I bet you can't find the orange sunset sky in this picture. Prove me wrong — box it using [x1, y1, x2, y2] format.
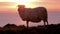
[0, 0, 60, 27]
[0, 0, 60, 13]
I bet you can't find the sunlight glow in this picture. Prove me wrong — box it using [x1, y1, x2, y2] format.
[10, 0, 44, 8]
[16, 0, 40, 8]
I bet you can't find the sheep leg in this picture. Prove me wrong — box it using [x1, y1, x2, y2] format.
[26, 21, 29, 28]
[43, 20, 46, 26]
[46, 20, 48, 25]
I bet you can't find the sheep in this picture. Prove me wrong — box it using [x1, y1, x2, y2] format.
[18, 5, 48, 28]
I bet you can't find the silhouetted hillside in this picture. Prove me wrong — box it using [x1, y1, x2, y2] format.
[0, 24, 60, 34]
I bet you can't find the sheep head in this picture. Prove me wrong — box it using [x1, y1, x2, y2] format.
[18, 5, 25, 11]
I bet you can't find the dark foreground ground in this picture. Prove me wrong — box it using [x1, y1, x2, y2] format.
[0, 24, 60, 34]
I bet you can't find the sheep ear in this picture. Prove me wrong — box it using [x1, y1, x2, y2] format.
[18, 5, 25, 8]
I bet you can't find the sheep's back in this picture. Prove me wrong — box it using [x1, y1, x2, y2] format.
[27, 7, 47, 22]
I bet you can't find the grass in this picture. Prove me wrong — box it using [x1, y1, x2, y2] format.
[0, 24, 60, 34]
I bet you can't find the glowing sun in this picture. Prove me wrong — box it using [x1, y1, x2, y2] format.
[14, 0, 38, 8]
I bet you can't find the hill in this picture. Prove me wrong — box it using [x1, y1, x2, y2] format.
[0, 24, 60, 34]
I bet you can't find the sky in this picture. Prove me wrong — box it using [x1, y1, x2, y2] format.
[0, 0, 60, 27]
[0, 0, 60, 13]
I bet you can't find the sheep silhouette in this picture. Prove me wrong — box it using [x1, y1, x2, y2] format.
[18, 5, 48, 28]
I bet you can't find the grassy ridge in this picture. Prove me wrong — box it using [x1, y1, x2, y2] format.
[0, 24, 60, 34]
